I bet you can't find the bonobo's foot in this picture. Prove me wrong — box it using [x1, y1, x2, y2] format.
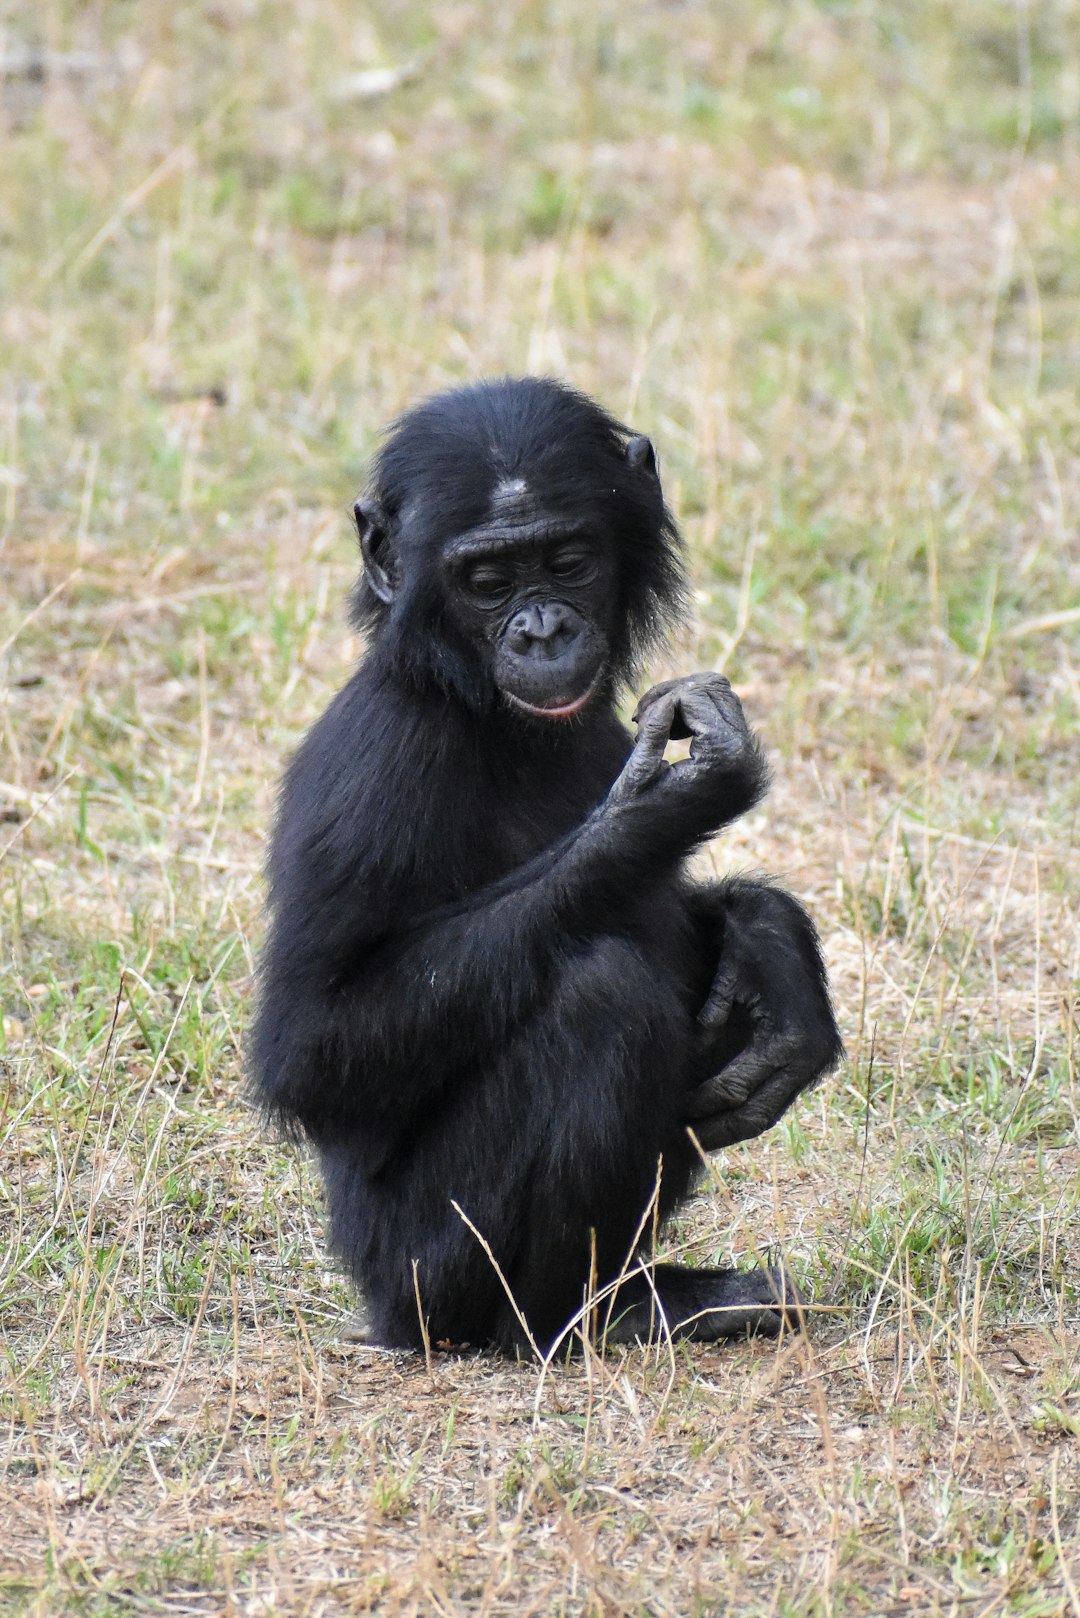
[600, 1261, 803, 1345]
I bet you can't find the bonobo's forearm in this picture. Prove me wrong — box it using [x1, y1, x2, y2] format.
[312, 791, 715, 1076]
[366, 736, 770, 1013]
[261, 768, 754, 1136]
[260, 675, 767, 1135]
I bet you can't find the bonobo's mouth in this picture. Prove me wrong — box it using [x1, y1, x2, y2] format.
[503, 670, 603, 721]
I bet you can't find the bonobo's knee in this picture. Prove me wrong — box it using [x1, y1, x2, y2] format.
[732, 883, 844, 1072]
[719, 880, 836, 996]
[716, 874, 819, 942]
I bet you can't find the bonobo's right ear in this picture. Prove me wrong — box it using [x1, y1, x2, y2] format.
[625, 435, 659, 479]
[354, 500, 396, 605]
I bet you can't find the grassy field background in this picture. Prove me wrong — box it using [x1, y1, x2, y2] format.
[2, 1, 1079, 1613]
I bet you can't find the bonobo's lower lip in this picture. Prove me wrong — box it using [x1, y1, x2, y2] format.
[504, 672, 602, 720]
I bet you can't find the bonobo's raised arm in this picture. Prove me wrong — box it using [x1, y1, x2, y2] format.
[257, 673, 767, 1135]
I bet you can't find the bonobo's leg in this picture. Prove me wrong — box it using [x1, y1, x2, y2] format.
[323, 931, 796, 1356]
[685, 877, 843, 1150]
[490, 937, 802, 1354]
[321, 933, 693, 1353]
[489, 937, 694, 1354]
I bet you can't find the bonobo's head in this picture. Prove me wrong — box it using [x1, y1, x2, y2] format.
[352, 378, 685, 720]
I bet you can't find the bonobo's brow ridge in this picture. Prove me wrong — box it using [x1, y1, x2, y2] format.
[444, 521, 588, 560]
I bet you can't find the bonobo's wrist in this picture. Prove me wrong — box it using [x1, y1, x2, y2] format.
[616, 771, 758, 848]
[549, 799, 694, 925]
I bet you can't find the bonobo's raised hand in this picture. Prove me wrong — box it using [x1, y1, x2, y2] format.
[636, 672, 753, 748]
[607, 673, 768, 836]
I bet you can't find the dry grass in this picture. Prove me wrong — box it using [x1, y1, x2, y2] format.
[2, 1, 1079, 1612]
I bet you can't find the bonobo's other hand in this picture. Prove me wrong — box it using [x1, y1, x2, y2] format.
[688, 993, 810, 1151]
[686, 887, 843, 1151]
[607, 674, 763, 817]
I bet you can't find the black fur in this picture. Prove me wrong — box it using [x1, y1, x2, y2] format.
[251, 377, 842, 1354]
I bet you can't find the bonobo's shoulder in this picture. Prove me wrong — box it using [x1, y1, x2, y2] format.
[283, 668, 438, 794]
[270, 668, 475, 883]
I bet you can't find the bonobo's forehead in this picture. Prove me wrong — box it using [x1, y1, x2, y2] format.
[372, 377, 634, 546]
[478, 475, 541, 527]
[443, 476, 586, 561]
[492, 477, 529, 509]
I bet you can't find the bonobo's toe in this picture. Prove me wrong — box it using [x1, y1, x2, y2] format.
[755, 1263, 805, 1335]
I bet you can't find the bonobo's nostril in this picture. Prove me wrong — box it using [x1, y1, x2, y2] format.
[507, 604, 575, 653]
[506, 610, 536, 654]
[543, 604, 574, 643]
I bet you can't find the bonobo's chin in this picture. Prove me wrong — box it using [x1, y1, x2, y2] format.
[502, 670, 603, 721]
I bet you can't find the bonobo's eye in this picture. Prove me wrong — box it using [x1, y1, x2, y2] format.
[462, 564, 514, 606]
[547, 546, 596, 584]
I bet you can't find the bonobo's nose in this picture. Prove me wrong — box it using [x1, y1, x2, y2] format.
[506, 603, 577, 656]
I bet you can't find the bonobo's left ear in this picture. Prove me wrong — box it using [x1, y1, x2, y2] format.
[354, 500, 397, 605]
[625, 435, 659, 479]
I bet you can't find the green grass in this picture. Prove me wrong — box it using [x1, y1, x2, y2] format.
[2, 1, 1079, 1613]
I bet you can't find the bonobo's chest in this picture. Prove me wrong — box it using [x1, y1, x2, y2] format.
[475, 720, 630, 878]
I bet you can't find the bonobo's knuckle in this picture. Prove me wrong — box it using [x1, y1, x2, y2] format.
[705, 728, 753, 767]
[713, 682, 744, 717]
[633, 678, 679, 722]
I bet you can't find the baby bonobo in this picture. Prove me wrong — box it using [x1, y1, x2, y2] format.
[252, 377, 842, 1355]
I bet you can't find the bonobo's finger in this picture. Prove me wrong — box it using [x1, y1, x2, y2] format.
[634, 673, 740, 741]
[696, 961, 740, 1030]
[686, 1031, 804, 1116]
[690, 1054, 812, 1151]
[631, 677, 683, 726]
[672, 686, 750, 762]
[608, 690, 677, 804]
[705, 679, 750, 735]
[630, 688, 677, 767]
[676, 669, 744, 741]
[689, 695, 748, 750]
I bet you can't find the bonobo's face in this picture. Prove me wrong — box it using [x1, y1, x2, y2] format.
[444, 481, 613, 719]
[353, 379, 675, 717]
